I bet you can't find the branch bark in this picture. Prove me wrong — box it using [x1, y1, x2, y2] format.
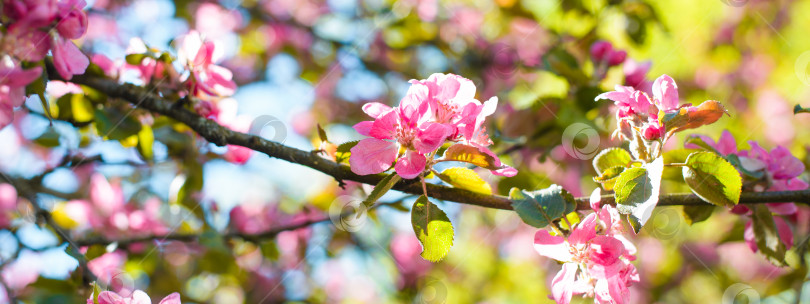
[52, 69, 810, 212]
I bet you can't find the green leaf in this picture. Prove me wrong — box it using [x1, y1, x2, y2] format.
[137, 124, 154, 161]
[682, 205, 714, 225]
[316, 124, 328, 142]
[34, 127, 61, 147]
[442, 144, 500, 170]
[614, 157, 664, 233]
[93, 281, 101, 304]
[260, 240, 280, 261]
[85, 245, 108, 260]
[684, 136, 718, 154]
[592, 166, 626, 191]
[411, 196, 454, 262]
[125, 53, 148, 65]
[724, 153, 765, 179]
[335, 141, 359, 163]
[362, 173, 400, 208]
[661, 100, 727, 135]
[437, 167, 492, 195]
[593, 148, 632, 175]
[94, 108, 142, 141]
[682, 152, 742, 207]
[751, 205, 787, 266]
[508, 184, 577, 228]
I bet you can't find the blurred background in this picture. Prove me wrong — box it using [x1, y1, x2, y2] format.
[4, 0, 810, 303]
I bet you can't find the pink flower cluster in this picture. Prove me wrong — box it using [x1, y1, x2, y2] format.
[88, 290, 180, 304]
[59, 173, 168, 237]
[534, 198, 638, 304]
[2, 0, 89, 79]
[688, 130, 808, 253]
[1, 0, 90, 128]
[350, 73, 516, 179]
[0, 183, 18, 229]
[596, 74, 684, 141]
[590, 41, 627, 67]
[176, 30, 237, 100]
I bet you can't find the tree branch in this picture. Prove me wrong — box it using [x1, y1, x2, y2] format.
[52, 68, 810, 212]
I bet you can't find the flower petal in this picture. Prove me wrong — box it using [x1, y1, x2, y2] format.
[394, 150, 427, 179]
[533, 229, 572, 261]
[652, 74, 679, 112]
[348, 139, 397, 176]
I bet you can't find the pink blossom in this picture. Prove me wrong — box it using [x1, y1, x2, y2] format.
[176, 31, 237, 98]
[195, 3, 242, 39]
[55, 0, 88, 39]
[351, 74, 515, 178]
[685, 130, 737, 156]
[350, 82, 454, 179]
[623, 59, 652, 93]
[1, 56, 42, 128]
[651, 74, 679, 112]
[590, 40, 626, 67]
[229, 203, 276, 234]
[534, 205, 638, 304]
[90, 173, 125, 216]
[51, 35, 89, 80]
[0, 183, 17, 228]
[92, 290, 181, 304]
[87, 250, 127, 286]
[3, 24, 51, 61]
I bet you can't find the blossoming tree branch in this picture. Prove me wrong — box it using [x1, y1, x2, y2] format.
[1, 0, 809, 303]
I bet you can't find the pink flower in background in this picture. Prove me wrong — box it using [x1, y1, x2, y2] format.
[195, 3, 242, 39]
[1, 55, 42, 127]
[229, 203, 276, 234]
[176, 31, 237, 98]
[55, 0, 88, 39]
[51, 35, 89, 79]
[590, 40, 626, 67]
[534, 207, 638, 304]
[92, 290, 181, 304]
[0, 183, 17, 229]
[124, 38, 166, 84]
[87, 250, 127, 286]
[623, 59, 652, 94]
[685, 130, 737, 156]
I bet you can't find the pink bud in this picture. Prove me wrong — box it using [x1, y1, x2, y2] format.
[56, 9, 88, 39]
[642, 124, 663, 140]
[590, 40, 613, 62]
[607, 50, 627, 66]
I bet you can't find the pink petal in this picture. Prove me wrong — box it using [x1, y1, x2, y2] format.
[97, 291, 125, 304]
[744, 220, 757, 252]
[361, 102, 392, 119]
[716, 130, 737, 155]
[90, 174, 124, 215]
[652, 74, 679, 112]
[394, 150, 426, 179]
[158, 293, 181, 304]
[588, 236, 625, 266]
[589, 188, 602, 210]
[533, 229, 572, 261]
[766, 203, 797, 216]
[52, 37, 89, 80]
[550, 262, 578, 304]
[569, 213, 597, 245]
[352, 121, 374, 136]
[413, 122, 453, 154]
[129, 290, 152, 304]
[368, 111, 399, 140]
[348, 138, 397, 176]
